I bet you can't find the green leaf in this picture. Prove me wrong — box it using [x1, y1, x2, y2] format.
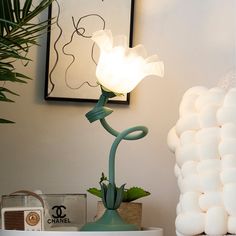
[106, 183, 116, 209]
[13, 0, 21, 23]
[0, 70, 28, 83]
[0, 50, 30, 61]
[15, 72, 31, 80]
[0, 87, 19, 96]
[0, 118, 14, 123]
[99, 172, 108, 183]
[0, 0, 11, 34]
[0, 62, 14, 69]
[114, 184, 125, 209]
[0, 87, 18, 103]
[4, 0, 14, 32]
[123, 187, 151, 202]
[100, 183, 108, 208]
[87, 188, 102, 198]
[0, 96, 14, 102]
[23, 0, 33, 18]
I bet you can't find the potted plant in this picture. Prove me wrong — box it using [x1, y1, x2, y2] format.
[88, 173, 150, 229]
[0, 0, 54, 123]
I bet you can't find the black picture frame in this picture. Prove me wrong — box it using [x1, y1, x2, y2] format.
[44, 0, 135, 104]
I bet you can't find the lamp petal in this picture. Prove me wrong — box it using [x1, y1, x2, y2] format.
[92, 30, 113, 51]
[143, 61, 164, 78]
[113, 35, 128, 49]
[129, 44, 147, 58]
[145, 54, 160, 63]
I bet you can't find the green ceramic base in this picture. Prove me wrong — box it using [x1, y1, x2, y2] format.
[80, 209, 139, 231]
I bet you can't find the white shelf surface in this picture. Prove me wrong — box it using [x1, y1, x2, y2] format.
[0, 228, 163, 236]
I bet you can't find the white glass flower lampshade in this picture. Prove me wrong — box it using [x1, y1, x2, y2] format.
[92, 30, 164, 94]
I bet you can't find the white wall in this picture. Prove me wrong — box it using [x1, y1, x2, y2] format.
[0, 1, 235, 235]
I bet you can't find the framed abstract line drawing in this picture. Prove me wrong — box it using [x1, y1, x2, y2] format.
[44, 0, 134, 104]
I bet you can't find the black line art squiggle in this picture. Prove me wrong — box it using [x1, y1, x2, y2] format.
[48, 0, 63, 96]
[62, 14, 105, 90]
[47, 1, 106, 95]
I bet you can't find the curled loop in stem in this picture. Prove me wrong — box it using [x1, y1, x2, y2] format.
[100, 118, 148, 141]
[104, 122, 148, 185]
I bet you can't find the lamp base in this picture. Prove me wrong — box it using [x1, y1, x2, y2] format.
[80, 209, 139, 231]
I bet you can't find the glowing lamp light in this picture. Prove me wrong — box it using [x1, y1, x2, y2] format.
[92, 30, 164, 94]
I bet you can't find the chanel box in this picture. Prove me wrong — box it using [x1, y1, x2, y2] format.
[41, 194, 87, 231]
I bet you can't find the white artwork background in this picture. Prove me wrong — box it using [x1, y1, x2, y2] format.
[46, 0, 132, 101]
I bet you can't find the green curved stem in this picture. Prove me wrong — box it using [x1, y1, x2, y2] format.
[100, 118, 148, 141]
[86, 88, 148, 189]
[107, 124, 148, 185]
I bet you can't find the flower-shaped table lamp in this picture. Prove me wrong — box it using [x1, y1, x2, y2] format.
[81, 30, 164, 231]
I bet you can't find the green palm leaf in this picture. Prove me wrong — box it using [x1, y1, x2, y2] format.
[0, 0, 54, 123]
[13, 0, 21, 23]
[0, 118, 14, 123]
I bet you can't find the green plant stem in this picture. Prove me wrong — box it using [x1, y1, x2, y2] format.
[101, 118, 148, 185]
[86, 89, 148, 199]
